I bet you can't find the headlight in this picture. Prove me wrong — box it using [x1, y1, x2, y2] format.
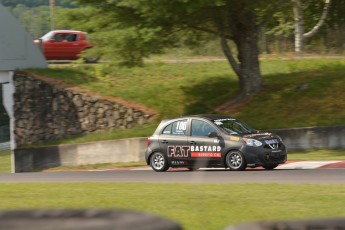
[243, 138, 262, 147]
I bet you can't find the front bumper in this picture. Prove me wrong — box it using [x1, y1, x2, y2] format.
[241, 144, 287, 168]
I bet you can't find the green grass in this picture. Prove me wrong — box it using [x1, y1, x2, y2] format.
[288, 149, 345, 161]
[0, 183, 344, 230]
[6, 59, 345, 230]
[238, 59, 345, 129]
[41, 161, 147, 171]
[27, 123, 157, 147]
[0, 150, 11, 173]
[29, 59, 345, 142]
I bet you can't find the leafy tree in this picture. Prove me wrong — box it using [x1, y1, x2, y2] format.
[8, 4, 51, 38]
[60, 0, 286, 103]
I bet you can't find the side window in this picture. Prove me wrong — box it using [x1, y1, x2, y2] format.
[162, 120, 187, 136]
[53, 33, 63, 42]
[191, 119, 216, 137]
[162, 123, 172, 135]
[65, 34, 77, 42]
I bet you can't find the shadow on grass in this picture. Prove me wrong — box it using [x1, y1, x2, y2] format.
[181, 76, 238, 115]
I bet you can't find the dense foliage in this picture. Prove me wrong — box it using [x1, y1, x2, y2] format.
[2, 0, 345, 53]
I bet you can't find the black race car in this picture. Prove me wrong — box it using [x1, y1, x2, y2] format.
[145, 114, 287, 172]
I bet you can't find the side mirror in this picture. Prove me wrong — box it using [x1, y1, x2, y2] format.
[208, 132, 218, 138]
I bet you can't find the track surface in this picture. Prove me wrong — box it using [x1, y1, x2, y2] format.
[0, 167, 344, 184]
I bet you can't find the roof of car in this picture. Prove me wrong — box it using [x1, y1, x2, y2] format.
[154, 114, 237, 134]
[190, 114, 233, 120]
[51, 30, 86, 34]
[163, 114, 235, 121]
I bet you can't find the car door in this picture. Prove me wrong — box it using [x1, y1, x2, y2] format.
[158, 119, 190, 167]
[43, 32, 63, 58]
[63, 33, 84, 58]
[188, 119, 223, 167]
[44, 32, 80, 59]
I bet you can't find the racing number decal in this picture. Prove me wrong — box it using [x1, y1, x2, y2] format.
[172, 120, 187, 135]
[176, 121, 187, 131]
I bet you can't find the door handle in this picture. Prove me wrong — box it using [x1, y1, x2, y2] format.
[161, 140, 168, 144]
[189, 141, 196, 144]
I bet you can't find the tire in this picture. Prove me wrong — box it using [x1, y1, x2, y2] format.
[150, 152, 169, 172]
[82, 48, 99, 63]
[226, 151, 246, 171]
[84, 56, 99, 63]
[263, 164, 278, 170]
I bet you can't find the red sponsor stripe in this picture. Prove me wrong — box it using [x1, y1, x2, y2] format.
[191, 152, 221, 158]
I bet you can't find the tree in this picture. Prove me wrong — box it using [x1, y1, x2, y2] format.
[292, 0, 331, 52]
[9, 5, 51, 38]
[61, 0, 280, 103]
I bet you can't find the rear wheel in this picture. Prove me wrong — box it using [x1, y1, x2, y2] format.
[84, 56, 99, 63]
[226, 151, 246, 171]
[150, 152, 169, 172]
[82, 48, 99, 63]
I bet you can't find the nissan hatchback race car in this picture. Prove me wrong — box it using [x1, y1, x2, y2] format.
[145, 115, 287, 172]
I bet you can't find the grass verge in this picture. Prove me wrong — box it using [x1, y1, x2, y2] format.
[0, 183, 344, 230]
[288, 149, 345, 161]
[0, 150, 11, 173]
[40, 161, 147, 172]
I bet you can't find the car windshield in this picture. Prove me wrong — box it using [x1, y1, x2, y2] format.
[40, 31, 54, 41]
[213, 118, 257, 135]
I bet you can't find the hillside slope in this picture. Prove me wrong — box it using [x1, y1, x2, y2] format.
[28, 58, 345, 143]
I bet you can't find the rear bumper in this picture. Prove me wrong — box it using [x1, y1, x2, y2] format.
[144, 147, 153, 165]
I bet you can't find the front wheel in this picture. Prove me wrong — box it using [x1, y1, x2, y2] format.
[150, 152, 169, 172]
[226, 151, 246, 171]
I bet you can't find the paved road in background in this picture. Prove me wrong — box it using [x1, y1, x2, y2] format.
[0, 168, 344, 184]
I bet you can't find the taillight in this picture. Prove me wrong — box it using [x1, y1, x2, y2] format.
[147, 137, 151, 147]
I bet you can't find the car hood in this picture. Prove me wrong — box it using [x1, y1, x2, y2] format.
[241, 132, 280, 141]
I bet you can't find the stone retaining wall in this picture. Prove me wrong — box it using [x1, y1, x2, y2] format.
[13, 72, 155, 146]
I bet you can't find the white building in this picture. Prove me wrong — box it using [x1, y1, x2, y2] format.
[0, 3, 47, 172]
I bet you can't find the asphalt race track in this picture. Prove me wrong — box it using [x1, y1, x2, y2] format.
[0, 168, 344, 184]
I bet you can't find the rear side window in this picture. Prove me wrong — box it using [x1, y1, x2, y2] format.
[162, 119, 187, 136]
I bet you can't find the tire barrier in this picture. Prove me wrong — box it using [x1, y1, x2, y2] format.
[225, 218, 345, 230]
[0, 209, 182, 230]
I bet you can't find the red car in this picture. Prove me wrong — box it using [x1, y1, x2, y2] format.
[34, 30, 98, 63]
